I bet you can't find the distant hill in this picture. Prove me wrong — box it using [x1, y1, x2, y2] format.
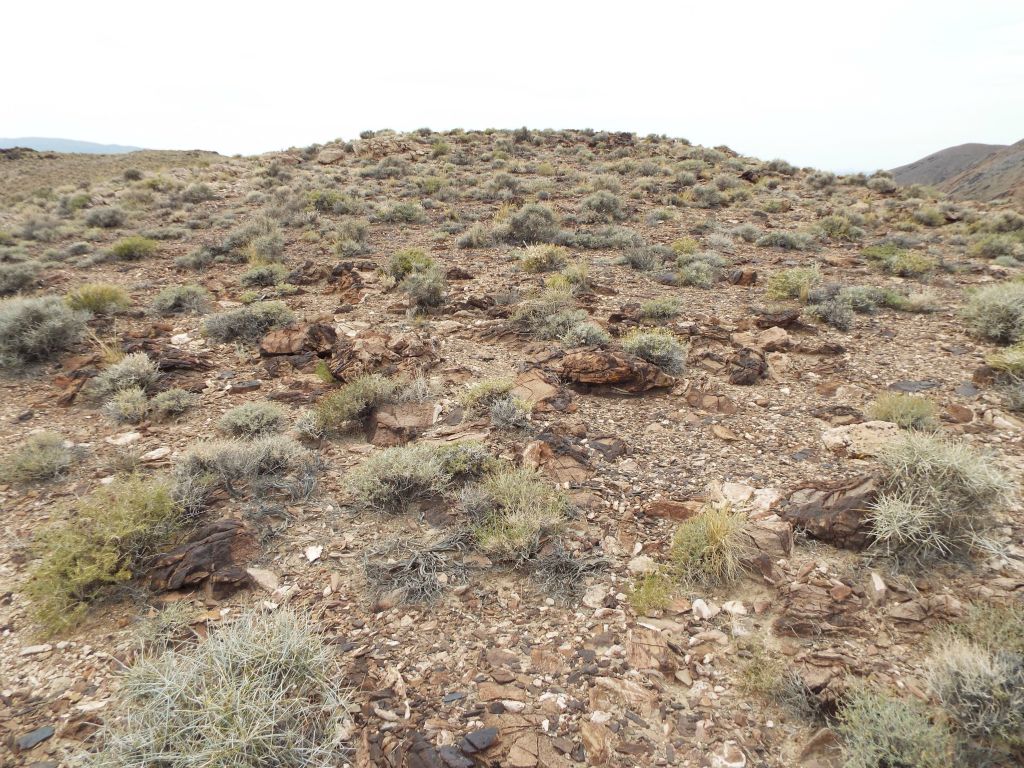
[892, 140, 1024, 205]
[0, 137, 142, 154]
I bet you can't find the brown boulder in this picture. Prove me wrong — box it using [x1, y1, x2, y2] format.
[259, 322, 336, 356]
[150, 519, 253, 593]
[559, 349, 676, 393]
[368, 402, 441, 446]
[781, 474, 879, 550]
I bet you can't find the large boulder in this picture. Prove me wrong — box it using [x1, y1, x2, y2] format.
[559, 349, 676, 393]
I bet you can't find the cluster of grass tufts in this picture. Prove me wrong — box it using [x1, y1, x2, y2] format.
[348, 443, 453, 514]
[459, 377, 514, 415]
[84, 206, 126, 228]
[62, 279, 132, 314]
[670, 504, 749, 586]
[519, 244, 568, 273]
[496, 203, 560, 244]
[511, 286, 587, 340]
[628, 571, 674, 614]
[1, 431, 72, 483]
[579, 190, 626, 222]
[869, 393, 937, 430]
[755, 231, 813, 251]
[869, 432, 1015, 563]
[467, 466, 567, 561]
[836, 686, 953, 768]
[962, 282, 1024, 345]
[639, 297, 682, 320]
[110, 236, 157, 261]
[489, 395, 531, 431]
[620, 244, 672, 272]
[621, 328, 687, 373]
[309, 373, 403, 435]
[817, 214, 864, 242]
[87, 352, 159, 399]
[218, 401, 289, 437]
[0, 295, 87, 368]
[152, 284, 210, 315]
[151, 388, 198, 419]
[862, 243, 935, 278]
[203, 301, 294, 342]
[375, 201, 426, 224]
[104, 386, 150, 424]
[765, 265, 821, 300]
[0, 261, 41, 295]
[676, 251, 726, 288]
[88, 610, 351, 768]
[27, 475, 182, 634]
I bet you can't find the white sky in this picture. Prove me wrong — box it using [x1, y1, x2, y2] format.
[4, 1, 1022, 172]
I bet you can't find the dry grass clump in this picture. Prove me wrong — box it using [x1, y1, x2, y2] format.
[639, 296, 682, 320]
[310, 373, 402, 434]
[103, 386, 150, 424]
[109, 235, 157, 261]
[868, 393, 937, 430]
[628, 571, 673, 614]
[621, 328, 687, 373]
[670, 505, 749, 586]
[459, 377, 514, 414]
[87, 352, 160, 399]
[519, 244, 568, 273]
[765, 265, 821, 300]
[151, 388, 198, 419]
[836, 686, 954, 768]
[347, 443, 451, 514]
[1, 431, 72, 483]
[88, 610, 351, 768]
[84, 206, 126, 228]
[489, 395, 531, 430]
[203, 301, 294, 342]
[510, 286, 587, 339]
[27, 475, 181, 634]
[869, 433, 1015, 563]
[218, 401, 289, 437]
[468, 466, 567, 561]
[363, 534, 469, 604]
[962, 282, 1024, 345]
[496, 203, 560, 244]
[0, 295, 87, 368]
[755, 231, 813, 250]
[66, 283, 131, 314]
[151, 284, 210, 314]
[862, 243, 935, 277]
[0, 261, 41, 295]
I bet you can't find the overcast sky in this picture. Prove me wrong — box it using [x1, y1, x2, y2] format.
[4, 1, 1022, 172]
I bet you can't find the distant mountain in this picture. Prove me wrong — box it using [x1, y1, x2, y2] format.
[0, 137, 142, 154]
[891, 140, 1024, 205]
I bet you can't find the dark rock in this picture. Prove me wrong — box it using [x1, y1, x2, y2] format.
[781, 474, 879, 550]
[438, 746, 473, 768]
[16, 726, 55, 751]
[461, 726, 499, 753]
[888, 379, 939, 393]
[726, 347, 768, 385]
[150, 519, 253, 592]
[559, 348, 676, 393]
[226, 379, 262, 394]
[259, 322, 336, 356]
[727, 267, 757, 286]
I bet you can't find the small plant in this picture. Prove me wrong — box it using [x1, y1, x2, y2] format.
[84, 206, 126, 228]
[510, 286, 587, 339]
[489, 395, 531, 430]
[0, 295, 87, 368]
[88, 610, 351, 768]
[562, 321, 611, 347]
[765, 265, 821, 300]
[670, 505, 749, 586]
[620, 245, 671, 272]
[375, 201, 426, 223]
[869, 393, 937, 430]
[986, 342, 1024, 378]
[0, 261, 41, 295]
[348, 443, 450, 513]
[385, 248, 433, 281]
[247, 231, 285, 264]
[497, 203, 560, 244]
[621, 328, 687, 373]
[103, 386, 150, 424]
[628, 571, 673, 614]
[962, 282, 1024, 344]
[400, 264, 446, 308]
[66, 283, 131, 314]
[869, 432, 1015, 562]
[836, 686, 953, 768]
[755, 231, 813, 250]
[312, 373, 402, 433]
[240, 263, 288, 287]
[807, 293, 854, 331]
[690, 184, 723, 208]
[151, 388, 198, 419]
[469, 466, 567, 561]
[862, 244, 935, 278]
[1, 431, 72, 483]
[456, 222, 493, 249]
[677, 251, 726, 288]
[110, 236, 157, 261]
[818, 215, 864, 242]
[460, 377, 514, 414]
[203, 301, 294, 343]
[27, 475, 181, 634]
[579, 190, 626, 222]
[519, 244, 568, 273]
[87, 352, 160, 398]
[152, 284, 210, 314]
[218, 401, 289, 437]
[639, 297, 682, 320]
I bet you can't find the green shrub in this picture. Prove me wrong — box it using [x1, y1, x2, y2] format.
[765, 265, 821, 300]
[629, 571, 673, 614]
[400, 264, 446, 307]
[818, 215, 864, 242]
[489, 395, 531, 430]
[222, 216, 278, 254]
[620, 245, 671, 271]
[246, 231, 285, 264]
[88, 610, 350, 768]
[519, 244, 568, 273]
[986, 342, 1024, 378]
[670, 505, 749, 586]
[180, 182, 214, 203]
[459, 377, 514, 414]
[867, 176, 898, 194]
[306, 188, 360, 214]
[690, 184, 722, 208]
[66, 283, 131, 314]
[312, 373, 401, 433]
[869, 393, 937, 430]
[103, 386, 150, 424]
[87, 353, 160, 398]
[837, 687, 953, 768]
[510, 287, 587, 339]
[218, 402, 289, 437]
[348, 443, 450, 513]
[151, 388, 198, 418]
[677, 251, 726, 288]
[333, 217, 370, 256]
[152, 284, 210, 314]
[240, 263, 288, 287]
[969, 233, 1018, 259]
[962, 282, 1024, 344]
[862, 244, 935, 277]
[621, 328, 687, 373]
[456, 222, 493, 249]
[1, 431, 72, 483]
[913, 207, 946, 227]
[375, 201, 426, 223]
[0, 261, 41, 295]
[580, 190, 626, 222]
[498, 203, 560, 243]
[203, 301, 294, 343]
[84, 206, 126, 228]
[562, 321, 611, 347]
[755, 231, 813, 250]
[469, 467, 567, 561]
[869, 433, 1015, 562]
[385, 248, 434, 281]
[0, 295, 87, 368]
[110, 236, 158, 261]
[568, 225, 644, 250]
[639, 297, 682, 320]
[27, 475, 181, 634]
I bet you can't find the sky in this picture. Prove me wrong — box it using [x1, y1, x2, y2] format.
[4, 1, 1023, 172]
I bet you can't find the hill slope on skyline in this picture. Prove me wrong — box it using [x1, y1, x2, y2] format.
[892, 139, 1024, 204]
[0, 137, 142, 154]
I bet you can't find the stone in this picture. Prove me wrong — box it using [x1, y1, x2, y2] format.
[522, 439, 591, 484]
[712, 424, 740, 441]
[259, 322, 336, 356]
[821, 421, 900, 458]
[150, 519, 252, 592]
[709, 741, 746, 768]
[721, 482, 754, 504]
[782, 474, 879, 550]
[627, 627, 676, 672]
[477, 682, 526, 702]
[684, 385, 738, 415]
[945, 403, 974, 423]
[139, 446, 172, 462]
[20, 644, 53, 656]
[627, 555, 657, 574]
[559, 349, 676, 393]
[246, 568, 280, 592]
[580, 721, 613, 765]
[460, 727, 498, 753]
[105, 431, 141, 447]
[582, 584, 609, 609]
[692, 599, 720, 620]
[867, 572, 887, 605]
[368, 402, 441, 446]
[757, 326, 791, 351]
[15, 726, 55, 751]
[316, 146, 348, 164]
[644, 499, 702, 521]
[727, 268, 757, 286]
[508, 368, 565, 410]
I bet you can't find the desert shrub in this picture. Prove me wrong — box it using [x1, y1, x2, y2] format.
[730, 223, 761, 242]
[65, 282, 131, 315]
[88, 610, 350, 768]
[180, 182, 214, 203]
[962, 282, 1024, 344]
[690, 184, 722, 208]
[246, 231, 285, 265]
[0, 295, 87, 367]
[27, 475, 181, 634]
[151, 388, 198, 419]
[84, 206, 126, 228]
[807, 170, 836, 189]
[385, 248, 432, 281]
[306, 188, 360, 214]
[927, 639, 1024, 750]
[837, 687, 953, 768]
[862, 243, 935, 277]
[109, 236, 157, 261]
[568, 225, 644, 250]
[222, 216, 278, 254]
[203, 301, 294, 343]
[375, 201, 426, 223]
[103, 386, 150, 424]
[807, 295, 854, 331]
[489, 395, 531, 430]
[867, 176, 898, 194]
[219, 402, 289, 437]
[869, 433, 1015, 562]
[969, 233, 1018, 259]
[986, 342, 1024, 378]
[913, 207, 946, 227]
[331, 217, 370, 257]
[460, 377, 514, 414]
[818, 215, 864, 242]
[620, 245, 671, 271]
[0, 261, 41, 295]
[348, 443, 450, 513]
[869, 393, 937, 430]
[400, 264, 446, 307]
[469, 467, 567, 561]
[498, 203, 560, 243]
[755, 231, 813, 250]
[580, 190, 625, 222]
[173, 435, 317, 511]
[456, 222, 493, 249]
[123, 168, 143, 181]
[948, 601, 1024, 657]
[766, 158, 796, 175]
[622, 328, 687, 373]
[152, 284, 210, 314]
[562, 321, 611, 347]
[240, 263, 288, 287]
[765, 265, 821, 300]
[88, 353, 159, 398]
[519, 244, 568, 273]
[670, 505, 749, 586]
[1, 431, 72, 483]
[510, 287, 587, 339]
[559, 262, 591, 294]
[629, 571, 673, 614]
[639, 296, 682, 320]
[313, 373, 401, 433]
[677, 251, 726, 288]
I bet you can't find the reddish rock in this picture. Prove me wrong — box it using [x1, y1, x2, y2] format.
[644, 499, 702, 521]
[559, 349, 676, 393]
[259, 322, 336, 356]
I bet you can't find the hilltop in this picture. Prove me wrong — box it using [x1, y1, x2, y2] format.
[0, 128, 1022, 767]
[892, 139, 1024, 204]
[0, 137, 143, 154]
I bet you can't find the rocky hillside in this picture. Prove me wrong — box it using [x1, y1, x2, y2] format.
[893, 139, 1024, 204]
[1, 129, 1022, 767]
